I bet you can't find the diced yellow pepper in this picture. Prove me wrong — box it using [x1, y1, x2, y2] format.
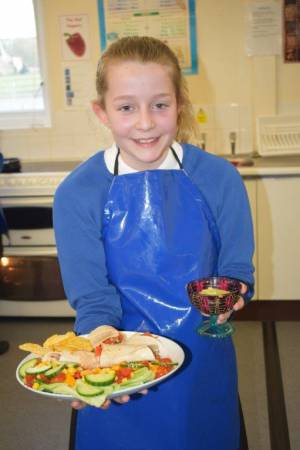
[65, 373, 76, 387]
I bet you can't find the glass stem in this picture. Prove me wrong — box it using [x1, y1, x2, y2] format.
[209, 315, 218, 327]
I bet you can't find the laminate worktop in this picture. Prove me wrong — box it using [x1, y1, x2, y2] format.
[229, 155, 300, 177]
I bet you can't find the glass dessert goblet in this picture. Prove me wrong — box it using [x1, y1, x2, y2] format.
[186, 277, 242, 338]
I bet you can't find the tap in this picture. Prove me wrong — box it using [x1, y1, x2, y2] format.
[229, 131, 237, 156]
[200, 133, 206, 150]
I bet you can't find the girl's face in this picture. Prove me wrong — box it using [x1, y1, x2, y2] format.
[93, 61, 179, 170]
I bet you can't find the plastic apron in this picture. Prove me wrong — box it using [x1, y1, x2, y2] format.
[74, 149, 240, 450]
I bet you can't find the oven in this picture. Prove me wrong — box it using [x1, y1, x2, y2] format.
[0, 161, 80, 317]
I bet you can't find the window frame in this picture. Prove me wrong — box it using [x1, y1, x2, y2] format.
[0, 0, 51, 130]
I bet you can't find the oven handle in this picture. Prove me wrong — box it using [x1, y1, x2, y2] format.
[0, 196, 53, 207]
[3, 246, 58, 257]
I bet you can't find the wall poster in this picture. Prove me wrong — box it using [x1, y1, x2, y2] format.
[59, 15, 90, 61]
[284, 0, 300, 62]
[97, 0, 198, 74]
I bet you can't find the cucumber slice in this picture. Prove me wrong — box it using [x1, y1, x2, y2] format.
[130, 367, 150, 381]
[75, 380, 104, 397]
[18, 358, 39, 378]
[119, 368, 154, 388]
[44, 364, 65, 378]
[26, 363, 52, 375]
[39, 382, 66, 393]
[65, 362, 79, 368]
[85, 372, 115, 386]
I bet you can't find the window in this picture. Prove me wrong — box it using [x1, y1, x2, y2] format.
[0, 0, 50, 129]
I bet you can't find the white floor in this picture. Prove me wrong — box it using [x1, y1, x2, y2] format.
[276, 322, 300, 450]
[234, 322, 271, 450]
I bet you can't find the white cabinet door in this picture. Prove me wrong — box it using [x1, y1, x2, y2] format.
[257, 177, 300, 300]
[244, 179, 257, 300]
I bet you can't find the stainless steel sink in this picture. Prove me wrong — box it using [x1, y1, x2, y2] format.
[219, 154, 255, 167]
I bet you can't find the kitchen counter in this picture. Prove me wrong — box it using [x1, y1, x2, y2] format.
[3, 154, 300, 179]
[225, 155, 300, 177]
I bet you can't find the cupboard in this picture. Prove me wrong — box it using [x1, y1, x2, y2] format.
[244, 175, 300, 300]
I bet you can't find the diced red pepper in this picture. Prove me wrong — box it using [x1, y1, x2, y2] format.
[73, 370, 82, 379]
[155, 366, 171, 379]
[103, 334, 123, 344]
[115, 367, 133, 383]
[49, 372, 66, 383]
[24, 374, 36, 387]
[38, 373, 50, 383]
[157, 357, 172, 364]
[94, 345, 102, 357]
[140, 360, 150, 367]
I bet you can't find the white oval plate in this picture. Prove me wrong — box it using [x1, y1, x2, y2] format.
[16, 332, 185, 401]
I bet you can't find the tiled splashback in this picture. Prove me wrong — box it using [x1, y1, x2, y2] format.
[192, 103, 253, 155]
[0, 109, 113, 162]
[0, 103, 253, 161]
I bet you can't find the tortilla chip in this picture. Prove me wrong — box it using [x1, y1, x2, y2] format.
[42, 331, 75, 349]
[19, 343, 48, 356]
[19, 330, 93, 356]
[54, 336, 93, 352]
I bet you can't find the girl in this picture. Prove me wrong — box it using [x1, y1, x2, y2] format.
[54, 36, 254, 450]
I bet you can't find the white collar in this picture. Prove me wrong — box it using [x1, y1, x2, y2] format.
[104, 142, 183, 175]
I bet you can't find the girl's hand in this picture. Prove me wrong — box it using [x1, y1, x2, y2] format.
[217, 282, 248, 325]
[71, 389, 148, 410]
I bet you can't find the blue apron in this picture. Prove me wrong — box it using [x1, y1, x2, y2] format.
[74, 149, 240, 450]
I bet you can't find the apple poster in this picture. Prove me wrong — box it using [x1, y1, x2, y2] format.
[60, 15, 90, 61]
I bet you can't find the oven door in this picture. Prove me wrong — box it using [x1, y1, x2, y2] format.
[0, 196, 55, 246]
[0, 242, 75, 318]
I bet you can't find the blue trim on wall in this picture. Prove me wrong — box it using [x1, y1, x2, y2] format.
[185, 0, 198, 75]
[98, 0, 106, 51]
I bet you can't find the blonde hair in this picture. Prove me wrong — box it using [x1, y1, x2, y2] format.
[95, 36, 199, 143]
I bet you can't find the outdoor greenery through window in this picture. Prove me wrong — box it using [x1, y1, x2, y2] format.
[0, 0, 50, 128]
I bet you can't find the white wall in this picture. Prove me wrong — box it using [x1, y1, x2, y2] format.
[1, 0, 299, 162]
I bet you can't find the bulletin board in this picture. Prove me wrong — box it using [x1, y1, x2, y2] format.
[97, 0, 198, 74]
[284, 0, 300, 63]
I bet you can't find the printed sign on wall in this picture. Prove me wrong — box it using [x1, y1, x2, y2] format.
[60, 15, 90, 61]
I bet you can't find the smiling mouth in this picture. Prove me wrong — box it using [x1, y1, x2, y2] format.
[133, 137, 159, 145]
